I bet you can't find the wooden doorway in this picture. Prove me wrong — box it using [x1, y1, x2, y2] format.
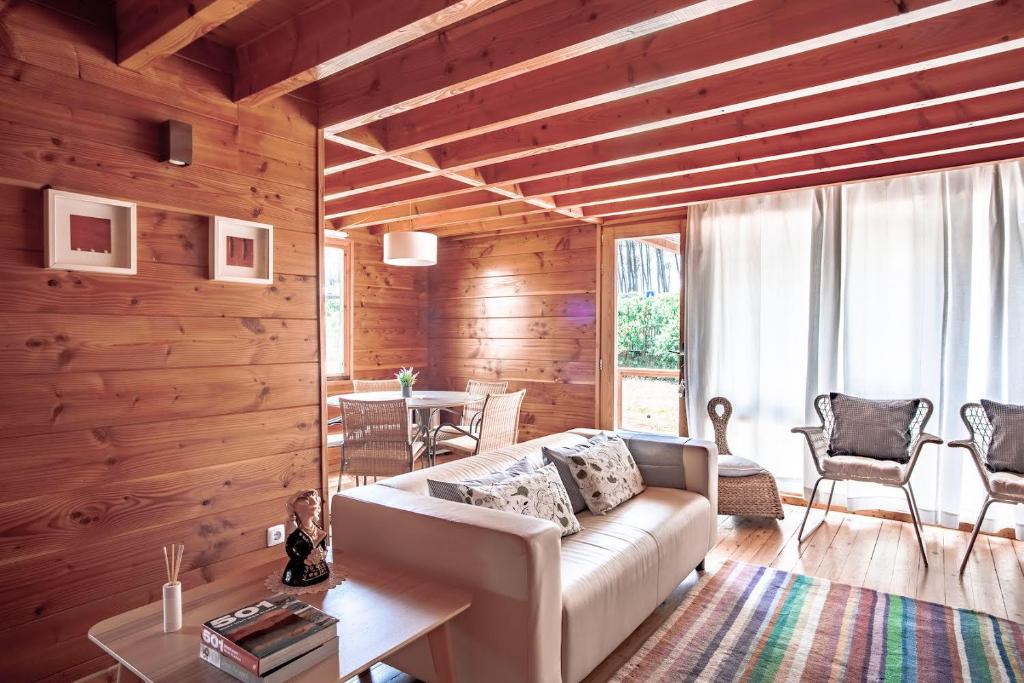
[597, 218, 687, 436]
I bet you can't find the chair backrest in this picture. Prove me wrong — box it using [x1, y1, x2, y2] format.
[339, 398, 412, 477]
[464, 379, 509, 424]
[352, 378, 401, 393]
[813, 393, 933, 454]
[960, 403, 993, 463]
[706, 397, 733, 455]
[475, 390, 526, 454]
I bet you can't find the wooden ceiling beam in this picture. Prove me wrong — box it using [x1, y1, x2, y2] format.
[325, 90, 1024, 220]
[585, 135, 1024, 217]
[116, 0, 262, 71]
[543, 91, 1024, 203]
[482, 47, 1024, 188]
[318, 0, 736, 133]
[427, 215, 588, 239]
[430, 0, 1024, 173]
[380, 0, 955, 155]
[233, 0, 512, 105]
[323, 50, 1024, 209]
[337, 202, 555, 232]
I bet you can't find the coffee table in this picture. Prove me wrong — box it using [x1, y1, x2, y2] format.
[89, 555, 470, 683]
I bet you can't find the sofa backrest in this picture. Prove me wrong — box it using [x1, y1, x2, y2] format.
[381, 431, 590, 496]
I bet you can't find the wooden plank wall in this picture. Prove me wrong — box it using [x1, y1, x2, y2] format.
[0, 3, 321, 681]
[428, 225, 599, 440]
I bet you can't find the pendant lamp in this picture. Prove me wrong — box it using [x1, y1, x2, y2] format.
[383, 230, 437, 266]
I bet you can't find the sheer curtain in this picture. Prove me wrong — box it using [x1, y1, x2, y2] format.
[686, 161, 1024, 539]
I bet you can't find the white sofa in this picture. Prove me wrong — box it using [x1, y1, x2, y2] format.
[331, 428, 718, 683]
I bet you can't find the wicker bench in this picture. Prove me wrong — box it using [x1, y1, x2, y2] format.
[708, 397, 785, 519]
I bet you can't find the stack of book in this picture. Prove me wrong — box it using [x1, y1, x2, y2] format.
[199, 594, 339, 683]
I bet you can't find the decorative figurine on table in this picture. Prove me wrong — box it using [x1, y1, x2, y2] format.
[281, 489, 329, 587]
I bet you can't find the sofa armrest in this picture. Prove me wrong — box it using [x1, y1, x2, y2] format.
[331, 485, 563, 683]
[568, 429, 719, 546]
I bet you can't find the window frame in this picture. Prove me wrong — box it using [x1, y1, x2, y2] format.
[322, 235, 353, 381]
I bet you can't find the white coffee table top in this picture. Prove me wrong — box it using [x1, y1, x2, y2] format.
[328, 390, 470, 409]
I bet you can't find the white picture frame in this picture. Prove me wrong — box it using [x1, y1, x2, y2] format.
[45, 189, 137, 275]
[209, 216, 274, 284]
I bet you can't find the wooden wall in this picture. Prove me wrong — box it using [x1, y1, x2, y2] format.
[428, 225, 598, 441]
[0, 3, 320, 681]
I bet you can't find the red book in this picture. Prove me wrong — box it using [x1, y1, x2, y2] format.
[200, 594, 338, 675]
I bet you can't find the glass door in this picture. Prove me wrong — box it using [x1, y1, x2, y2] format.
[607, 232, 684, 435]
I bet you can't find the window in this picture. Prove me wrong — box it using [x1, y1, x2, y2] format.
[324, 241, 350, 377]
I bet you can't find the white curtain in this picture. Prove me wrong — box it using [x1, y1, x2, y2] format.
[686, 161, 1024, 539]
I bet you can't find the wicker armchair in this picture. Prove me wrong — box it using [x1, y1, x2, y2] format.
[433, 390, 526, 456]
[352, 378, 401, 392]
[435, 379, 510, 442]
[336, 398, 425, 491]
[708, 398, 785, 519]
[950, 403, 1024, 574]
[791, 394, 942, 564]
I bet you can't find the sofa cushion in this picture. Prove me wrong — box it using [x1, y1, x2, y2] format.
[448, 464, 582, 537]
[558, 435, 646, 514]
[828, 392, 919, 462]
[981, 399, 1024, 475]
[426, 458, 533, 502]
[542, 433, 608, 513]
[989, 470, 1024, 502]
[560, 487, 712, 683]
[381, 432, 589, 496]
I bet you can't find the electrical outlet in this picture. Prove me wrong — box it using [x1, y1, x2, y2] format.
[267, 524, 285, 547]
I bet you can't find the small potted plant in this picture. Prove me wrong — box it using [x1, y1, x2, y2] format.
[395, 367, 418, 398]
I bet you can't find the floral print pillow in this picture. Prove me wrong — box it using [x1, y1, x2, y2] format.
[456, 463, 582, 536]
[564, 435, 645, 514]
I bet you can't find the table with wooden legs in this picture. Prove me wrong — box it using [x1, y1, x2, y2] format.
[90, 554, 469, 683]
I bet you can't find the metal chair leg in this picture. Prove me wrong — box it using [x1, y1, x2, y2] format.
[900, 485, 929, 567]
[959, 497, 995, 575]
[798, 478, 836, 544]
[906, 482, 924, 532]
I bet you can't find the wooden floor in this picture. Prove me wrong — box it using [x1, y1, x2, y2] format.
[345, 503, 1023, 683]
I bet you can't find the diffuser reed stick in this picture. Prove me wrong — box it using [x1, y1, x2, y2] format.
[163, 543, 184, 584]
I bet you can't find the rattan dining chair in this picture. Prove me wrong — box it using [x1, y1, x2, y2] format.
[352, 378, 401, 392]
[336, 398, 426, 492]
[435, 379, 510, 442]
[791, 394, 942, 564]
[950, 403, 1024, 575]
[433, 390, 526, 456]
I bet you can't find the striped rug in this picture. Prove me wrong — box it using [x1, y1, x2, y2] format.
[611, 561, 1024, 682]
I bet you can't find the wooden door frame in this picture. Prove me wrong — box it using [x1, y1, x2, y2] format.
[596, 218, 688, 434]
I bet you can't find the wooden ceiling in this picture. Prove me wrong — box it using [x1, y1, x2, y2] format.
[112, 0, 1024, 237]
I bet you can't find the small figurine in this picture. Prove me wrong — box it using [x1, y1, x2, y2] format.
[281, 489, 329, 587]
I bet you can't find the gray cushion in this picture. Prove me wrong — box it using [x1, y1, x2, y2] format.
[718, 455, 766, 477]
[543, 434, 608, 514]
[828, 393, 919, 463]
[427, 458, 534, 502]
[981, 399, 1024, 475]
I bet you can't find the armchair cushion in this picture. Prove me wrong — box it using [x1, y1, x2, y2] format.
[988, 470, 1024, 502]
[443, 463, 583, 537]
[821, 454, 906, 484]
[718, 454, 766, 477]
[981, 399, 1024, 475]
[828, 393, 920, 462]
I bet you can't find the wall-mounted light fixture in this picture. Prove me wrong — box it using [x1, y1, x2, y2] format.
[383, 230, 437, 266]
[161, 120, 192, 167]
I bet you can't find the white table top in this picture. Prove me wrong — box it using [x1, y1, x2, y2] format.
[328, 390, 470, 409]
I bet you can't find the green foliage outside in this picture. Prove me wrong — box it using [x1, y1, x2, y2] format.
[616, 292, 680, 370]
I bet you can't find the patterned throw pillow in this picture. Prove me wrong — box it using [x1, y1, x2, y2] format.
[828, 393, 920, 463]
[449, 464, 582, 537]
[560, 435, 645, 515]
[542, 433, 609, 513]
[427, 458, 534, 503]
[981, 399, 1024, 475]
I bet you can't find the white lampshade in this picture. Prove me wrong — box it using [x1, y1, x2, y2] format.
[383, 231, 437, 266]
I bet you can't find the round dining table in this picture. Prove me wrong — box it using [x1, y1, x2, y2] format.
[328, 390, 472, 464]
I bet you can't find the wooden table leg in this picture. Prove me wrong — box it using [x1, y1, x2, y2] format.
[427, 622, 457, 683]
